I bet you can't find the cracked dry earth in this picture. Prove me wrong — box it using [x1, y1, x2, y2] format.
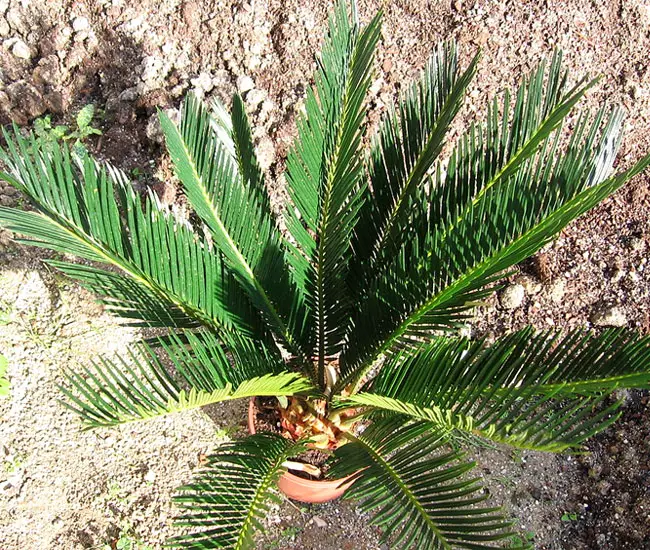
[1, 0, 650, 548]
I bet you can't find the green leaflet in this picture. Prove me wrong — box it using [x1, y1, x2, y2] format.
[168, 433, 303, 550]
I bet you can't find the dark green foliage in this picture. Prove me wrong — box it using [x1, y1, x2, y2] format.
[346, 328, 650, 451]
[168, 433, 302, 550]
[1, 0, 649, 548]
[330, 417, 513, 549]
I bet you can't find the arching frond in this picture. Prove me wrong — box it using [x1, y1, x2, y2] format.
[160, 94, 311, 367]
[283, 0, 382, 384]
[0, 131, 262, 336]
[345, 329, 650, 451]
[329, 417, 516, 549]
[349, 42, 480, 292]
[61, 331, 315, 428]
[340, 61, 650, 386]
[168, 433, 303, 550]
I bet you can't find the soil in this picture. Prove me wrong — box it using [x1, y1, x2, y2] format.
[1, 0, 650, 549]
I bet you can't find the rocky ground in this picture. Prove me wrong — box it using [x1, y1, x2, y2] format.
[1, 0, 650, 548]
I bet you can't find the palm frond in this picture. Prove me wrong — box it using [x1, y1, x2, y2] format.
[329, 416, 515, 549]
[340, 61, 650, 385]
[159, 94, 311, 367]
[61, 330, 315, 428]
[344, 328, 650, 451]
[0, 130, 261, 336]
[283, 0, 382, 384]
[168, 433, 302, 550]
[349, 42, 479, 290]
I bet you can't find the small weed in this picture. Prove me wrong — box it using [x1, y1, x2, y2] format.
[281, 526, 302, 539]
[106, 481, 130, 506]
[99, 523, 153, 550]
[130, 167, 146, 181]
[3, 452, 25, 473]
[561, 511, 578, 522]
[0, 306, 12, 326]
[215, 424, 240, 440]
[506, 530, 535, 548]
[33, 104, 102, 151]
[0, 354, 8, 398]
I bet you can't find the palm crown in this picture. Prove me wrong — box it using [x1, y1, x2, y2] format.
[2, 1, 650, 548]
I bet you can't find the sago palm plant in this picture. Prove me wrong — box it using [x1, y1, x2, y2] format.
[2, 1, 650, 548]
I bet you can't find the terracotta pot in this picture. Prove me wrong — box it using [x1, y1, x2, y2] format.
[247, 398, 355, 503]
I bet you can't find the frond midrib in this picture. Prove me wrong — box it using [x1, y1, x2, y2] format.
[32, 209, 220, 331]
[163, 117, 303, 361]
[235, 455, 285, 550]
[344, 430, 455, 550]
[367, 55, 479, 268]
[346, 393, 575, 452]
[438, 77, 596, 242]
[314, 16, 372, 387]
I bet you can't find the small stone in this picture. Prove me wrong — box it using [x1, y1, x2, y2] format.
[614, 388, 632, 407]
[312, 515, 327, 528]
[119, 87, 138, 102]
[140, 55, 165, 86]
[591, 305, 627, 327]
[72, 16, 90, 32]
[237, 75, 255, 93]
[144, 469, 156, 483]
[0, 16, 9, 37]
[499, 284, 525, 310]
[514, 274, 542, 295]
[190, 72, 214, 94]
[52, 517, 64, 528]
[146, 108, 179, 144]
[256, 136, 276, 170]
[458, 324, 472, 339]
[246, 88, 266, 108]
[629, 236, 645, 252]
[11, 38, 31, 59]
[33, 55, 63, 86]
[548, 279, 565, 303]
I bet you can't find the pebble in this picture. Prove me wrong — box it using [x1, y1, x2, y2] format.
[11, 38, 30, 59]
[0, 15, 9, 37]
[548, 279, 565, 303]
[514, 274, 542, 295]
[629, 236, 645, 252]
[499, 283, 525, 309]
[119, 87, 138, 102]
[246, 88, 267, 108]
[591, 305, 627, 327]
[237, 75, 255, 93]
[52, 517, 64, 528]
[256, 136, 276, 170]
[72, 16, 90, 32]
[190, 72, 214, 94]
[312, 515, 327, 528]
